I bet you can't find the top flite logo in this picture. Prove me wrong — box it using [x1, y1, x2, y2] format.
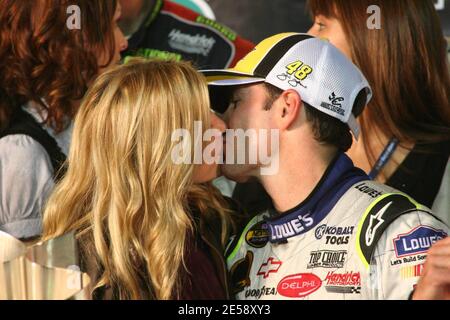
[307, 250, 347, 269]
[393, 225, 447, 258]
[257, 257, 282, 279]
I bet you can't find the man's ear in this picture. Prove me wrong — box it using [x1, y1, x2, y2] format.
[275, 89, 302, 130]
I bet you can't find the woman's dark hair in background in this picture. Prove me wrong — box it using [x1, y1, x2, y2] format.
[308, 0, 450, 162]
[0, 0, 118, 132]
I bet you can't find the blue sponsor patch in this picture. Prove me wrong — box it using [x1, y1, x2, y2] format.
[393, 225, 447, 258]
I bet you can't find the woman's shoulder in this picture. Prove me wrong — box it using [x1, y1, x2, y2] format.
[0, 134, 53, 178]
[0, 135, 54, 239]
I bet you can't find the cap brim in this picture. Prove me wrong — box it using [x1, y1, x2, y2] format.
[200, 69, 265, 86]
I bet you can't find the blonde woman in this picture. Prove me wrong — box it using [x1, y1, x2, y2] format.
[42, 58, 237, 300]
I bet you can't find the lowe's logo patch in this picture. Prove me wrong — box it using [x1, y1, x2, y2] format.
[393, 225, 447, 258]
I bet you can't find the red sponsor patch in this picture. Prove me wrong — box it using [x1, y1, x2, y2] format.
[277, 273, 322, 298]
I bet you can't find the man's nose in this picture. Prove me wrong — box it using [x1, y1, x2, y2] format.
[222, 108, 232, 126]
[211, 112, 227, 132]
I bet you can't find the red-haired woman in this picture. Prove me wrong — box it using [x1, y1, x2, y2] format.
[0, 0, 128, 240]
[307, 0, 450, 225]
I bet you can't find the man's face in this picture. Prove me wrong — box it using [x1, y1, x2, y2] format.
[221, 83, 277, 182]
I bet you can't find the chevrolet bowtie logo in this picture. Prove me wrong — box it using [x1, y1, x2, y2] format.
[257, 257, 282, 279]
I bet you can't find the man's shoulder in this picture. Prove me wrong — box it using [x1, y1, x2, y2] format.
[340, 180, 448, 268]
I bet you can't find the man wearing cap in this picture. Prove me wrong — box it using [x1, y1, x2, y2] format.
[202, 33, 449, 299]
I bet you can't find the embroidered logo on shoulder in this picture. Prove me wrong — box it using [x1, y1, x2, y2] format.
[365, 201, 391, 246]
[245, 221, 270, 248]
[393, 225, 447, 258]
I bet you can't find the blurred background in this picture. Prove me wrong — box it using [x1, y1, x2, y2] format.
[205, 0, 449, 43]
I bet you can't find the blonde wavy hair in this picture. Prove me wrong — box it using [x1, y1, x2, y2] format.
[42, 58, 232, 299]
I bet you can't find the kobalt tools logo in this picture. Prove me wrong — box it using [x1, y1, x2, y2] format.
[393, 225, 447, 258]
[257, 258, 282, 279]
[315, 224, 354, 245]
[277, 273, 322, 298]
[168, 29, 216, 56]
[307, 250, 347, 269]
[324, 271, 361, 294]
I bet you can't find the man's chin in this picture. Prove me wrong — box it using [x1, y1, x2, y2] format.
[220, 165, 253, 183]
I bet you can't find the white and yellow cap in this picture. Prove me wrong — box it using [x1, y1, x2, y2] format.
[201, 33, 372, 139]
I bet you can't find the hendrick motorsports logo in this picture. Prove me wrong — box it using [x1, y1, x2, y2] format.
[168, 29, 216, 56]
[324, 271, 361, 294]
[307, 250, 347, 269]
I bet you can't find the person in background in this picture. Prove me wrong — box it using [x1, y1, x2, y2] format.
[0, 0, 128, 240]
[42, 59, 237, 300]
[307, 0, 450, 225]
[118, 0, 254, 69]
[307, 0, 450, 300]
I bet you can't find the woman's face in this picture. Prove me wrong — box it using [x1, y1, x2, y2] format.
[307, 14, 352, 60]
[192, 112, 227, 183]
[98, 3, 129, 70]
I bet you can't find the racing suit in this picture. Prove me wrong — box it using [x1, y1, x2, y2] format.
[226, 153, 449, 300]
[123, 0, 254, 69]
